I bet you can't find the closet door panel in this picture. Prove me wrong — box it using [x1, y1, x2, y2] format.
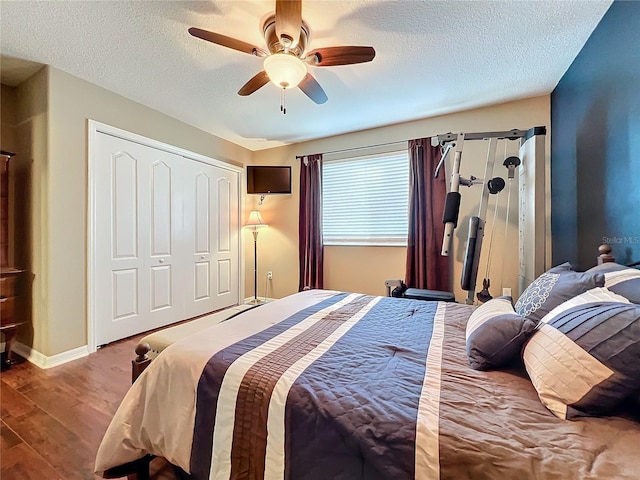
[149, 158, 177, 313]
[109, 152, 143, 324]
[112, 152, 138, 259]
[183, 163, 239, 316]
[151, 161, 172, 257]
[194, 261, 210, 300]
[217, 177, 231, 253]
[195, 173, 211, 254]
[217, 258, 231, 295]
[144, 150, 181, 324]
[212, 169, 239, 309]
[112, 268, 138, 319]
[183, 163, 215, 317]
[192, 169, 212, 305]
[150, 265, 172, 311]
[94, 133, 183, 345]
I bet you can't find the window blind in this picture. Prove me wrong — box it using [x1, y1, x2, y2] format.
[322, 151, 409, 246]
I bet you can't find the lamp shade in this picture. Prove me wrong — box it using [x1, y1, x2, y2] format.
[244, 210, 267, 227]
[263, 54, 307, 89]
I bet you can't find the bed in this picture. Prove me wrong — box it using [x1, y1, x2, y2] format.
[95, 255, 640, 479]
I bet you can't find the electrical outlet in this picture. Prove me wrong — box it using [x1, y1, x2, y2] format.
[267, 271, 273, 280]
[502, 287, 512, 297]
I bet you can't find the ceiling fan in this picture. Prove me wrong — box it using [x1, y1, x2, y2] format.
[188, 0, 375, 110]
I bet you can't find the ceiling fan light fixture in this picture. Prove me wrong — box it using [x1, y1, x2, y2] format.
[263, 53, 307, 89]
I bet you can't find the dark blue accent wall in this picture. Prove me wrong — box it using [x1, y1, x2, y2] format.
[551, 1, 640, 269]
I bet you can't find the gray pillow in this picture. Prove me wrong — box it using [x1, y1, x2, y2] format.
[587, 262, 630, 273]
[515, 263, 605, 324]
[466, 296, 537, 371]
[587, 263, 640, 304]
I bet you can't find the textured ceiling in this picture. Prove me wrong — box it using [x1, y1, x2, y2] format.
[0, 0, 611, 151]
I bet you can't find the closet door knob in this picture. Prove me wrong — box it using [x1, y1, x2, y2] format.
[201, 255, 205, 259]
[159, 259, 165, 263]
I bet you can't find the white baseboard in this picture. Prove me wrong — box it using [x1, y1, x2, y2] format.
[13, 342, 90, 369]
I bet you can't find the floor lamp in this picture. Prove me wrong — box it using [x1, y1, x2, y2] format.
[244, 210, 267, 304]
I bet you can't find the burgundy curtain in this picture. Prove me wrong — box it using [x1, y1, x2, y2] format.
[299, 154, 324, 291]
[405, 139, 450, 291]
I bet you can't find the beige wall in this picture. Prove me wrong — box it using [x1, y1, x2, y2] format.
[26, 67, 253, 356]
[250, 95, 551, 301]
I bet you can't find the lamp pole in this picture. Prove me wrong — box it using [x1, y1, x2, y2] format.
[252, 229, 259, 303]
[244, 210, 266, 305]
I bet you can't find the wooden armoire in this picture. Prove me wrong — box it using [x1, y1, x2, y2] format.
[1, 150, 24, 369]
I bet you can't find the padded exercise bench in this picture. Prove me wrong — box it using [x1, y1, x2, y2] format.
[384, 279, 456, 302]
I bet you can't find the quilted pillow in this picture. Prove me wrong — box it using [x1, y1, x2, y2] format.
[603, 269, 640, 304]
[515, 263, 605, 324]
[466, 296, 537, 370]
[523, 287, 640, 419]
[588, 262, 640, 303]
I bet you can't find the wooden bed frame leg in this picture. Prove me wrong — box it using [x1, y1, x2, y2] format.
[119, 454, 152, 480]
[132, 342, 152, 384]
[106, 454, 153, 480]
[135, 455, 151, 480]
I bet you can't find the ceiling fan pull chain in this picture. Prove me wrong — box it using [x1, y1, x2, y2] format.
[280, 88, 287, 115]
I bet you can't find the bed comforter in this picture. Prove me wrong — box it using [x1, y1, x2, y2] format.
[96, 289, 640, 479]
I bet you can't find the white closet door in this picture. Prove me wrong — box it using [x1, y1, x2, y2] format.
[91, 127, 241, 347]
[94, 133, 184, 345]
[182, 162, 239, 317]
[211, 166, 240, 310]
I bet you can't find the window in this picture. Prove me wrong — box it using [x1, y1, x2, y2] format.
[322, 151, 409, 246]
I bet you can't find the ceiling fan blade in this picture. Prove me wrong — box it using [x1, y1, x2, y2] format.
[275, 0, 302, 48]
[305, 46, 376, 66]
[189, 27, 263, 56]
[238, 71, 270, 96]
[298, 73, 328, 104]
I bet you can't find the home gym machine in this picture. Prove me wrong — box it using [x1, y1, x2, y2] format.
[387, 126, 547, 305]
[438, 126, 547, 304]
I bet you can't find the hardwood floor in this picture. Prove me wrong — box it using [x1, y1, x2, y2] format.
[0, 334, 180, 480]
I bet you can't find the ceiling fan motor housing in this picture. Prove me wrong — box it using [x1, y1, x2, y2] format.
[263, 14, 310, 57]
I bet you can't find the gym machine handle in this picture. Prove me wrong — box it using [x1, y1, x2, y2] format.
[441, 192, 461, 256]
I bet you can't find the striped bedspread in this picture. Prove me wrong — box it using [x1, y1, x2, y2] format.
[96, 289, 640, 480]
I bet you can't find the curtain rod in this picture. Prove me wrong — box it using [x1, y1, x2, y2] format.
[295, 127, 546, 159]
[295, 139, 407, 159]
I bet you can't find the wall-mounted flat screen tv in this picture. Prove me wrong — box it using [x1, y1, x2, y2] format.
[247, 166, 292, 194]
